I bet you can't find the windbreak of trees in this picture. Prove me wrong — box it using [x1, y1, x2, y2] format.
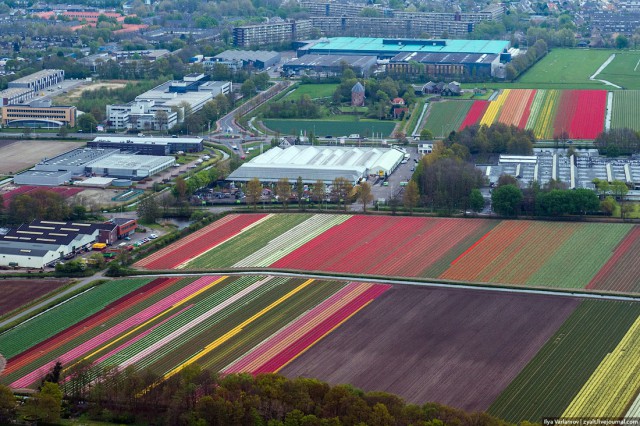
[490, 177, 606, 218]
[414, 142, 485, 214]
[594, 128, 640, 157]
[3, 190, 88, 226]
[0, 365, 515, 426]
[452, 123, 535, 156]
[505, 39, 548, 81]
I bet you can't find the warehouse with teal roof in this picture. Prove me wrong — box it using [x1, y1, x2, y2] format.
[297, 37, 512, 79]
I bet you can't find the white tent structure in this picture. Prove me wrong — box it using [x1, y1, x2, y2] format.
[228, 146, 404, 184]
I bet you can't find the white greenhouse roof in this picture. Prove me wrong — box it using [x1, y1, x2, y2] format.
[229, 145, 404, 183]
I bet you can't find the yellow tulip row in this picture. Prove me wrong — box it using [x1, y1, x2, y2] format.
[480, 89, 510, 126]
[562, 314, 640, 417]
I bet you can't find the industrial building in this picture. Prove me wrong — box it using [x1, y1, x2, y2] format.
[210, 50, 281, 70]
[0, 220, 104, 269]
[85, 153, 175, 179]
[228, 145, 404, 184]
[297, 37, 511, 78]
[1, 103, 76, 128]
[283, 54, 377, 77]
[14, 147, 175, 185]
[0, 88, 34, 106]
[8, 69, 64, 92]
[88, 136, 204, 155]
[107, 74, 231, 131]
[233, 19, 313, 47]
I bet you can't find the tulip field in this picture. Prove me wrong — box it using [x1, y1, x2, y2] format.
[4, 270, 640, 419]
[447, 89, 609, 139]
[0, 275, 391, 389]
[136, 213, 640, 294]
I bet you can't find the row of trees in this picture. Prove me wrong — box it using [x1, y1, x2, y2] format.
[1, 190, 88, 226]
[0, 365, 515, 426]
[505, 39, 548, 81]
[489, 174, 628, 218]
[594, 128, 640, 156]
[451, 123, 535, 156]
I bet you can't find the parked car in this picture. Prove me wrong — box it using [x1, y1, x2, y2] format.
[149, 233, 158, 239]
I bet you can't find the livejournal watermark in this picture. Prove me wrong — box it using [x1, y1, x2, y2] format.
[543, 419, 640, 426]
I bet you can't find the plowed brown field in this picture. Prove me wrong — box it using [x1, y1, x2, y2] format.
[0, 279, 68, 316]
[281, 285, 579, 411]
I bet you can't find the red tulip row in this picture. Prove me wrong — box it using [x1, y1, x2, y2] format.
[271, 216, 489, 277]
[224, 282, 390, 375]
[135, 213, 268, 269]
[569, 90, 607, 140]
[459, 100, 489, 130]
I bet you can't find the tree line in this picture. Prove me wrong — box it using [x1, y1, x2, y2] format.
[0, 364, 521, 426]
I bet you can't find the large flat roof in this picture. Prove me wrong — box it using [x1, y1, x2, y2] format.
[91, 136, 203, 145]
[229, 145, 404, 183]
[390, 51, 499, 64]
[88, 154, 174, 170]
[38, 148, 119, 168]
[285, 54, 377, 68]
[300, 37, 510, 56]
[10, 69, 63, 84]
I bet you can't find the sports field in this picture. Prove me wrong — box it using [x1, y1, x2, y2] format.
[261, 118, 396, 137]
[597, 51, 640, 89]
[285, 84, 338, 100]
[515, 49, 613, 87]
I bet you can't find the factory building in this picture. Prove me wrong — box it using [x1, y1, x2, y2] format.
[88, 136, 204, 155]
[283, 54, 377, 77]
[0, 220, 103, 269]
[14, 147, 175, 185]
[209, 50, 281, 70]
[8, 69, 64, 92]
[297, 37, 511, 78]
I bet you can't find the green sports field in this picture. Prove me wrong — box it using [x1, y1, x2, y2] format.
[285, 84, 338, 100]
[515, 49, 613, 87]
[596, 51, 640, 89]
[262, 118, 396, 137]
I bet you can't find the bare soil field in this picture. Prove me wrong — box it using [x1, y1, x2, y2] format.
[0, 279, 69, 316]
[0, 140, 85, 174]
[67, 82, 128, 98]
[281, 285, 580, 411]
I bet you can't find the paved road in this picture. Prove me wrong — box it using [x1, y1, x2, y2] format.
[0, 270, 106, 330]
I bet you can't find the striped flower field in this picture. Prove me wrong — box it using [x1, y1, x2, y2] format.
[454, 89, 608, 140]
[0, 275, 390, 389]
[136, 214, 640, 294]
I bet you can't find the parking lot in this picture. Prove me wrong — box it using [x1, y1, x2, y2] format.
[370, 147, 418, 203]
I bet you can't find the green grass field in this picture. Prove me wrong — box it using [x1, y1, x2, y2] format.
[422, 100, 473, 138]
[489, 299, 640, 422]
[612, 91, 640, 131]
[262, 118, 396, 137]
[285, 84, 338, 100]
[516, 49, 613, 87]
[525, 223, 632, 288]
[597, 51, 640, 89]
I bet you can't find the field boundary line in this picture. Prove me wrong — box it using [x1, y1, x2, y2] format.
[131, 270, 640, 302]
